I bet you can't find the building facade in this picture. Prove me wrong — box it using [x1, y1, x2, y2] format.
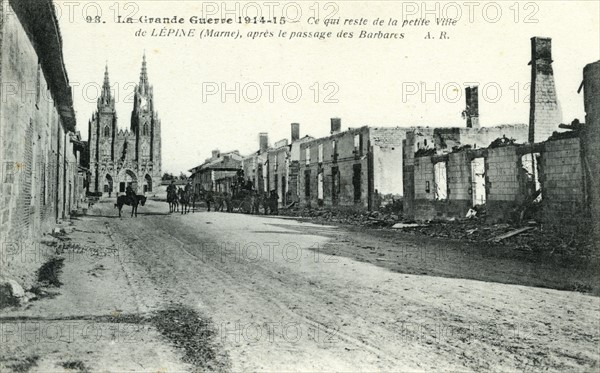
[0, 0, 80, 241]
[189, 150, 243, 194]
[242, 133, 269, 193]
[266, 123, 314, 206]
[88, 55, 162, 196]
[298, 119, 408, 211]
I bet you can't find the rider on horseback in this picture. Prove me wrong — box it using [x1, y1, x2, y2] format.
[167, 180, 176, 194]
[125, 184, 136, 203]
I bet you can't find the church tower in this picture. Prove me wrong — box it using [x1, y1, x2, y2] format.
[87, 55, 161, 195]
[88, 64, 117, 193]
[130, 53, 161, 192]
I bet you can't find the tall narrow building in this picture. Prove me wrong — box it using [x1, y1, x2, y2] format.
[88, 54, 162, 195]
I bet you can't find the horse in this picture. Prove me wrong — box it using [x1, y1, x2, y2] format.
[115, 194, 147, 217]
[178, 187, 191, 214]
[189, 191, 202, 213]
[203, 190, 215, 212]
[167, 188, 179, 213]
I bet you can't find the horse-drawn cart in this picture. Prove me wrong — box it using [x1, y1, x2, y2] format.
[230, 190, 254, 213]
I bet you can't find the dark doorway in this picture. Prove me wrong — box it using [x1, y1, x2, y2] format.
[304, 170, 311, 198]
[332, 167, 340, 205]
[281, 176, 286, 205]
[353, 164, 362, 203]
[145, 174, 153, 193]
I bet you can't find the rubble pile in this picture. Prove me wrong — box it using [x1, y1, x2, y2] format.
[280, 207, 596, 258]
[280, 208, 402, 228]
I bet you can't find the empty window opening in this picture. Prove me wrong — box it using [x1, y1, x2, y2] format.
[521, 153, 542, 202]
[318, 143, 324, 163]
[305, 148, 311, 165]
[434, 162, 448, 201]
[471, 157, 486, 206]
[317, 172, 324, 201]
[332, 140, 338, 162]
[354, 134, 363, 156]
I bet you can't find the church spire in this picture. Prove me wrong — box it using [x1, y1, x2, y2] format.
[139, 51, 149, 95]
[99, 62, 113, 106]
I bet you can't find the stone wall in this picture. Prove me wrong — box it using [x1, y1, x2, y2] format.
[408, 136, 590, 231]
[0, 1, 79, 289]
[0, 4, 75, 240]
[486, 146, 523, 221]
[267, 145, 289, 203]
[369, 128, 407, 200]
[581, 61, 600, 249]
[541, 138, 586, 230]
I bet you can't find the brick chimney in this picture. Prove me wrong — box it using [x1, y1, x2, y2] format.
[259, 133, 269, 153]
[528, 37, 562, 143]
[331, 118, 341, 134]
[291, 123, 300, 142]
[211, 149, 220, 160]
[465, 86, 480, 129]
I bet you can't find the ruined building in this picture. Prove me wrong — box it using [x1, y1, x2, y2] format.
[88, 55, 162, 195]
[404, 37, 599, 242]
[241, 133, 270, 193]
[267, 123, 314, 206]
[299, 119, 409, 211]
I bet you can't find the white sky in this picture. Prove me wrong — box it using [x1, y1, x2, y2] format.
[55, 1, 600, 174]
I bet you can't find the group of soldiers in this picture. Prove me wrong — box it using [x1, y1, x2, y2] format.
[166, 179, 280, 215]
[206, 189, 280, 215]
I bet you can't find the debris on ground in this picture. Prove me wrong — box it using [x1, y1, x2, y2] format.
[490, 226, 536, 243]
[489, 135, 518, 148]
[280, 207, 595, 259]
[392, 223, 423, 229]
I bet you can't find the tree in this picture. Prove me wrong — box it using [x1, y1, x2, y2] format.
[162, 173, 174, 181]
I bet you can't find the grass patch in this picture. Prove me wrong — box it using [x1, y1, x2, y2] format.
[60, 360, 89, 373]
[36, 257, 65, 287]
[150, 304, 230, 372]
[6, 355, 39, 373]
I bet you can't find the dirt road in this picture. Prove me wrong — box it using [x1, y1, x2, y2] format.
[1, 198, 598, 372]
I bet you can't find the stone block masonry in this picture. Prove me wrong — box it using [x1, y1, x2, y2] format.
[0, 0, 81, 290]
[541, 138, 586, 231]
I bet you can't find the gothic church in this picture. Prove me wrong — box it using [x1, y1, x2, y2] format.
[88, 54, 162, 195]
